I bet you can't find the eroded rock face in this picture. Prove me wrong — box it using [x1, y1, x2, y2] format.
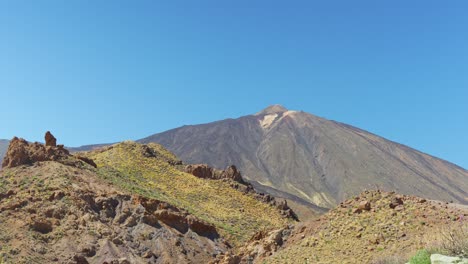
[1, 137, 70, 168]
[185, 164, 245, 184]
[223, 165, 244, 183]
[135, 197, 219, 239]
[45, 131, 57, 147]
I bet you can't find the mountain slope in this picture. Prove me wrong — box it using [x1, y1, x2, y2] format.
[139, 105, 468, 209]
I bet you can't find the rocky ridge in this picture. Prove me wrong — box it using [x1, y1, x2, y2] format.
[184, 164, 298, 220]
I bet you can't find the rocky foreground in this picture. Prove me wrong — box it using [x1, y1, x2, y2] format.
[0, 133, 296, 263]
[263, 190, 468, 263]
[0, 132, 466, 264]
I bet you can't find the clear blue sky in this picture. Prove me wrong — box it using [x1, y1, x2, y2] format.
[0, 1, 466, 168]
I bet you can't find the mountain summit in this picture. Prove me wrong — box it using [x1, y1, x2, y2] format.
[255, 104, 289, 116]
[140, 106, 468, 209]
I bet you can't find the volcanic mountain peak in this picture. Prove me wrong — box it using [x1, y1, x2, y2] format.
[256, 105, 300, 130]
[139, 106, 468, 212]
[255, 104, 289, 116]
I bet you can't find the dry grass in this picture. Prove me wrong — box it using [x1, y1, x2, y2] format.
[371, 255, 410, 264]
[424, 221, 468, 257]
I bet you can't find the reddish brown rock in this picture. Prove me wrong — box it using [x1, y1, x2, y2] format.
[45, 131, 57, 147]
[223, 165, 244, 183]
[76, 156, 97, 168]
[185, 164, 216, 179]
[1, 133, 97, 169]
[1, 136, 70, 168]
[186, 215, 218, 238]
[154, 209, 189, 233]
[358, 201, 371, 211]
[389, 196, 404, 209]
[185, 164, 245, 183]
[1, 137, 30, 168]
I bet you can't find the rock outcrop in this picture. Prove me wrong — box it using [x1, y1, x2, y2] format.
[1, 136, 70, 168]
[1, 132, 96, 168]
[185, 164, 245, 183]
[44, 131, 57, 147]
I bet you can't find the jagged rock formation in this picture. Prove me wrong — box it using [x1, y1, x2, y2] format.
[1, 132, 95, 168]
[185, 164, 245, 183]
[139, 105, 468, 209]
[44, 131, 57, 147]
[1, 136, 70, 168]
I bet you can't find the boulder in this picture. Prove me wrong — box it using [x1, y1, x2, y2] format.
[358, 201, 371, 211]
[222, 165, 244, 183]
[430, 254, 468, 264]
[390, 196, 404, 209]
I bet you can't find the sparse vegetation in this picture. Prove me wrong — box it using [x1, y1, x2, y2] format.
[424, 222, 468, 257]
[1, 138, 466, 263]
[84, 141, 290, 245]
[266, 190, 467, 264]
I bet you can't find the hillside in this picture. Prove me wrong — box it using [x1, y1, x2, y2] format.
[82, 141, 292, 245]
[230, 190, 468, 264]
[0, 134, 293, 263]
[139, 105, 468, 209]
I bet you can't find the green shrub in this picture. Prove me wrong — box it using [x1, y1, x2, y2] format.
[409, 249, 430, 264]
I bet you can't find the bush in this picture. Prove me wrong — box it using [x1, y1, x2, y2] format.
[425, 222, 468, 257]
[409, 249, 430, 264]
